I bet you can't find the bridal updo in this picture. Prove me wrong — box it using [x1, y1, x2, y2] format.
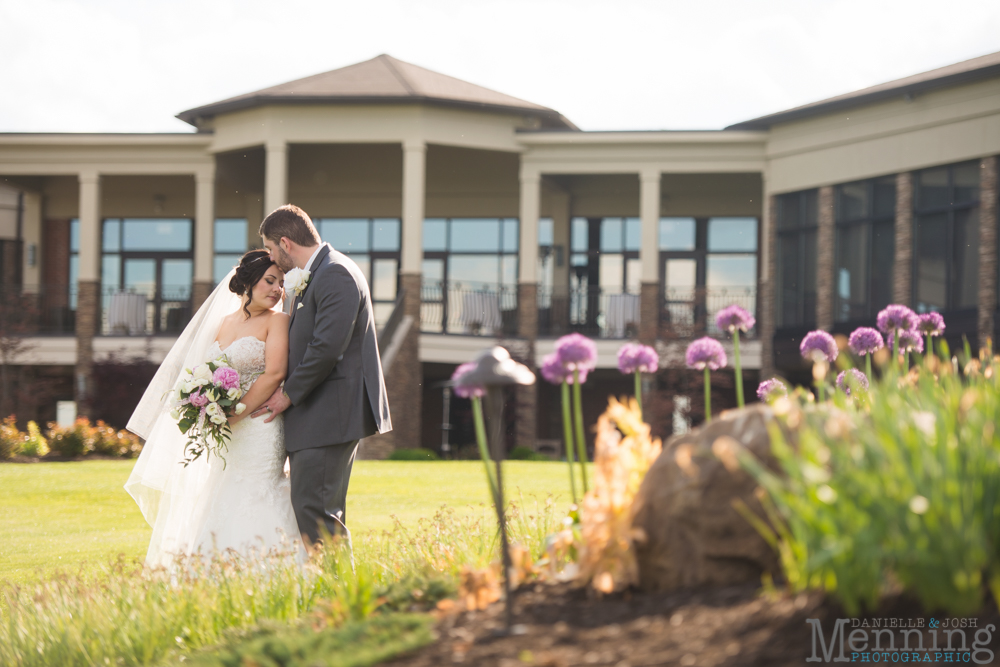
[229, 250, 277, 318]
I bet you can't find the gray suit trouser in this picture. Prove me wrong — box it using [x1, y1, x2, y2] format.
[288, 441, 359, 547]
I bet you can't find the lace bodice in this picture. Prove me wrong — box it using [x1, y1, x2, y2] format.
[207, 336, 266, 391]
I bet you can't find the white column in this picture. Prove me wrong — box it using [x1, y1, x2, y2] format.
[264, 140, 287, 214]
[194, 166, 216, 283]
[77, 171, 101, 282]
[519, 170, 541, 283]
[639, 169, 661, 283]
[400, 140, 426, 274]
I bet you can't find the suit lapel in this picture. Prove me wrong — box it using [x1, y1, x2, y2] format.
[288, 244, 332, 327]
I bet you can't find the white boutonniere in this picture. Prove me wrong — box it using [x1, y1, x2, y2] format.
[284, 268, 311, 297]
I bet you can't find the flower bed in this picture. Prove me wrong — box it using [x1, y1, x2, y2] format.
[0, 416, 143, 461]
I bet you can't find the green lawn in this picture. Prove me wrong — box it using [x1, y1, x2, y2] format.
[0, 459, 575, 585]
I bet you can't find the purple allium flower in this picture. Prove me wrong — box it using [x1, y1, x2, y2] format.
[848, 327, 884, 356]
[212, 366, 240, 391]
[888, 328, 924, 353]
[800, 330, 839, 363]
[540, 352, 588, 385]
[685, 337, 727, 371]
[836, 369, 869, 396]
[554, 333, 598, 371]
[616, 343, 659, 375]
[876, 304, 917, 334]
[757, 378, 788, 402]
[916, 312, 946, 337]
[452, 362, 485, 399]
[189, 391, 209, 407]
[715, 305, 756, 334]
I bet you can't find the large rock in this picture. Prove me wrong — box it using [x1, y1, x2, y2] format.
[631, 403, 783, 591]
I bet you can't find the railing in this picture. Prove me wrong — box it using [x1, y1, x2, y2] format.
[537, 287, 641, 339]
[0, 285, 77, 335]
[421, 283, 518, 337]
[100, 285, 192, 336]
[660, 286, 757, 339]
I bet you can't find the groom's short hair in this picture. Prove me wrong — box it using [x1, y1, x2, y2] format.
[260, 205, 321, 247]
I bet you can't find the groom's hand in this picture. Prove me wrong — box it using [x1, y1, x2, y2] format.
[252, 387, 292, 423]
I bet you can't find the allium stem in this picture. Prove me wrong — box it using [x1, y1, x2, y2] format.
[572, 368, 589, 493]
[815, 370, 825, 403]
[560, 380, 578, 504]
[866, 353, 872, 381]
[732, 330, 744, 408]
[926, 333, 933, 359]
[892, 327, 899, 364]
[634, 370, 643, 418]
[703, 367, 712, 421]
[471, 396, 499, 506]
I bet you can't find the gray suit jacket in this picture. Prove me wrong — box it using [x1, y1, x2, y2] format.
[283, 244, 391, 451]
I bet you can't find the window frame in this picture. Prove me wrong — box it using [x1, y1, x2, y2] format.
[775, 190, 818, 329]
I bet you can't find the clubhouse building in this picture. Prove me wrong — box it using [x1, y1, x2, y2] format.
[1, 52, 998, 455]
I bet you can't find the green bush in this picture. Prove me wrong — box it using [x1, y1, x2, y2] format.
[0, 416, 18, 459]
[20, 421, 49, 457]
[387, 447, 440, 461]
[738, 345, 1000, 615]
[46, 418, 94, 457]
[508, 446, 552, 461]
[189, 614, 434, 667]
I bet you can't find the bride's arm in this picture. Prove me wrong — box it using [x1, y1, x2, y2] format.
[229, 313, 289, 424]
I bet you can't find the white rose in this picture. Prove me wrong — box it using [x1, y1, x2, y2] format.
[193, 364, 213, 383]
[205, 402, 226, 425]
[227, 387, 240, 400]
[182, 380, 197, 394]
[169, 407, 182, 421]
[207, 388, 220, 403]
[235, 403, 246, 415]
[285, 268, 311, 295]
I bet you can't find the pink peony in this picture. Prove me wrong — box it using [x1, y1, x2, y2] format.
[213, 366, 240, 391]
[189, 391, 209, 407]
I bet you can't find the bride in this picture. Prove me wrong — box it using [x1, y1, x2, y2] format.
[125, 250, 304, 568]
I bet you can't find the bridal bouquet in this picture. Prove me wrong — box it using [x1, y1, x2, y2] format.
[169, 355, 247, 466]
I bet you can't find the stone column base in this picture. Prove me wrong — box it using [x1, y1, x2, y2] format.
[514, 283, 539, 453]
[639, 282, 659, 345]
[191, 281, 214, 314]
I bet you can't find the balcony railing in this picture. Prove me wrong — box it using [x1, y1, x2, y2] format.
[538, 287, 641, 339]
[421, 283, 518, 336]
[0, 285, 77, 335]
[659, 286, 757, 339]
[100, 285, 192, 336]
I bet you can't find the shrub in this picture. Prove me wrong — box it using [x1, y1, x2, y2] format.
[387, 447, 440, 461]
[507, 446, 552, 461]
[90, 420, 143, 458]
[20, 421, 49, 457]
[46, 418, 95, 458]
[0, 415, 18, 459]
[738, 346, 1000, 616]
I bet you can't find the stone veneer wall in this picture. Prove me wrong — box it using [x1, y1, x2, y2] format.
[815, 186, 835, 331]
[979, 156, 999, 347]
[514, 283, 538, 452]
[758, 195, 778, 380]
[74, 280, 99, 416]
[893, 173, 914, 306]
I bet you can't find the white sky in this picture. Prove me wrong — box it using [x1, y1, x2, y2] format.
[2, 0, 1000, 133]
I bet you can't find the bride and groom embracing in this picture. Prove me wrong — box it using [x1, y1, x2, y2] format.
[125, 205, 391, 568]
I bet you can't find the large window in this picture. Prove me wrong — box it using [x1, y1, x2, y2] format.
[316, 218, 400, 326]
[100, 218, 193, 334]
[914, 161, 980, 313]
[421, 218, 518, 335]
[213, 218, 248, 285]
[776, 190, 818, 328]
[834, 177, 895, 323]
[565, 217, 641, 337]
[660, 216, 758, 335]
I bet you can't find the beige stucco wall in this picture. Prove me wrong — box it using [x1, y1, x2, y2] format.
[766, 77, 1000, 193]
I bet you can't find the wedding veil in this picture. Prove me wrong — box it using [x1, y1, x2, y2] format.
[125, 270, 241, 531]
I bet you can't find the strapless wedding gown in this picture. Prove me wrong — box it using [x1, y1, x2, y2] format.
[144, 335, 304, 568]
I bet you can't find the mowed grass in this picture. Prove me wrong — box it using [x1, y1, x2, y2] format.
[0, 459, 576, 585]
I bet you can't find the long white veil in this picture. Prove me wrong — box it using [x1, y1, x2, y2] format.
[125, 271, 241, 562]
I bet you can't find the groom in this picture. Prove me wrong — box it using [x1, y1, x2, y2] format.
[253, 204, 391, 546]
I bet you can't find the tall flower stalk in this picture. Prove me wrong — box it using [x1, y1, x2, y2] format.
[800, 330, 838, 402]
[877, 304, 917, 367]
[715, 305, 755, 408]
[553, 334, 598, 495]
[452, 363, 497, 504]
[541, 352, 579, 504]
[616, 342, 658, 418]
[849, 327, 884, 380]
[685, 337, 726, 421]
[917, 312, 946, 359]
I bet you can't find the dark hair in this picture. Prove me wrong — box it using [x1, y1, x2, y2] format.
[259, 204, 321, 247]
[229, 250, 277, 319]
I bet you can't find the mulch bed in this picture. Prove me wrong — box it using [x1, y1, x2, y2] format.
[386, 582, 1000, 667]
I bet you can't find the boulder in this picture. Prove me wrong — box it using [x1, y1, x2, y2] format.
[631, 403, 782, 591]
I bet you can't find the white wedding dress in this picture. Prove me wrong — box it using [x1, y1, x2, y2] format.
[126, 273, 305, 570]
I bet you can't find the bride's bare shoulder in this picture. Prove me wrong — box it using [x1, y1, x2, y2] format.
[264, 310, 290, 335]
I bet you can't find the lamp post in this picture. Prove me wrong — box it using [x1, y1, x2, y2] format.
[455, 346, 535, 633]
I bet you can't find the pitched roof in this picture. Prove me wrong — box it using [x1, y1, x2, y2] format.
[727, 50, 1000, 130]
[178, 54, 576, 129]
